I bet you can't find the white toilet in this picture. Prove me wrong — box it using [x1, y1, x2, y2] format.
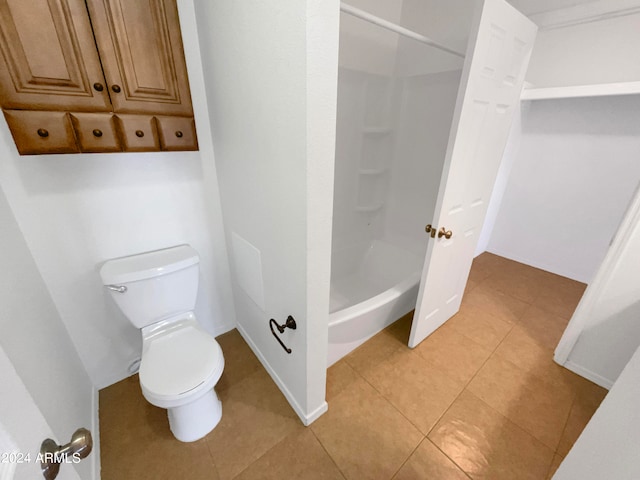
[100, 244, 225, 442]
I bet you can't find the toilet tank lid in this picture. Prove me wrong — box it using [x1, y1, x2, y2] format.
[100, 245, 199, 285]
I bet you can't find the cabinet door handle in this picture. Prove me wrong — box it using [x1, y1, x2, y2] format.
[93, 82, 104, 92]
[92, 129, 103, 137]
[135, 130, 144, 138]
[175, 130, 183, 138]
[111, 84, 121, 93]
[37, 128, 49, 138]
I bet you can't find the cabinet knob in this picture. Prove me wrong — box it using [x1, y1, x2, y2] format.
[93, 82, 104, 92]
[92, 129, 103, 138]
[111, 84, 121, 93]
[175, 130, 183, 138]
[135, 130, 144, 138]
[37, 128, 49, 138]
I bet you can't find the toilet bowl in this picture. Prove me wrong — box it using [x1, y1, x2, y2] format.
[100, 245, 225, 442]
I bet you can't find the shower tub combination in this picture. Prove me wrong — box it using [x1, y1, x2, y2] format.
[327, 240, 421, 366]
[327, 4, 464, 366]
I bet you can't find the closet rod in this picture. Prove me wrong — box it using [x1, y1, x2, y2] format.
[339, 2, 466, 59]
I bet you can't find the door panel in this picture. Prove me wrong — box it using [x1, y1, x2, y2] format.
[409, 0, 537, 347]
[0, 0, 111, 111]
[86, 0, 194, 115]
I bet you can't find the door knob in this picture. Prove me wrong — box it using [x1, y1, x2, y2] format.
[425, 224, 436, 238]
[40, 428, 93, 480]
[438, 227, 453, 239]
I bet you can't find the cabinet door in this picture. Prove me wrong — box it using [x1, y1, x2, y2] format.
[86, 0, 194, 116]
[0, 0, 111, 111]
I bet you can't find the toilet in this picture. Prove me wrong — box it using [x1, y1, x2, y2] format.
[100, 244, 225, 442]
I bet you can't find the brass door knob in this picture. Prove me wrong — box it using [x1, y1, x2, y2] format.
[37, 128, 49, 138]
[135, 130, 144, 138]
[438, 227, 453, 239]
[92, 129, 103, 137]
[111, 84, 121, 93]
[175, 130, 183, 138]
[93, 82, 104, 92]
[425, 224, 436, 238]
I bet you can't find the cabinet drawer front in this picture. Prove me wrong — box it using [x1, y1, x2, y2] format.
[116, 114, 159, 152]
[0, 0, 111, 112]
[3, 110, 78, 155]
[156, 116, 198, 151]
[70, 113, 121, 153]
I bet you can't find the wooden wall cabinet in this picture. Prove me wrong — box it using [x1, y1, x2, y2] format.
[0, 0, 198, 155]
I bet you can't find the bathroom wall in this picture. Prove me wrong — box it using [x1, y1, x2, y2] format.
[0, 0, 235, 389]
[0, 185, 95, 479]
[195, 0, 338, 423]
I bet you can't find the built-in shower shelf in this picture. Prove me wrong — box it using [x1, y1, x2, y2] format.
[356, 204, 384, 213]
[359, 168, 388, 175]
[362, 126, 392, 135]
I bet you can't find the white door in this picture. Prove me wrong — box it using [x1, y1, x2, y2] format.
[0, 347, 81, 480]
[409, 0, 537, 347]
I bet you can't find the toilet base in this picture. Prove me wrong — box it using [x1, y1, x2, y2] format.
[167, 388, 222, 442]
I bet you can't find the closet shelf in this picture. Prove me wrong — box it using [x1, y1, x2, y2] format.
[521, 81, 640, 100]
[362, 127, 392, 135]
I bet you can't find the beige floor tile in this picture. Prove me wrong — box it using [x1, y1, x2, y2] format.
[556, 382, 608, 457]
[517, 306, 568, 351]
[415, 323, 492, 385]
[216, 329, 262, 392]
[494, 327, 584, 393]
[482, 268, 543, 304]
[546, 454, 564, 480]
[387, 311, 414, 343]
[234, 429, 344, 480]
[462, 283, 529, 324]
[535, 276, 586, 320]
[99, 375, 218, 480]
[393, 438, 469, 480]
[312, 377, 423, 480]
[448, 304, 513, 350]
[467, 355, 574, 450]
[326, 360, 360, 402]
[206, 369, 303, 480]
[363, 348, 463, 434]
[468, 252, 513, 284]
[345, 325, 408, 376]
[429, 390, 554, 480]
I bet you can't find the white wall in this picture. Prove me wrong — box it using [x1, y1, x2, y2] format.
[0, 185, 94, 479]
[194, 0, 338, 424]
[0, 0, 235, 388]
[553, 345, 640, 480]
[527, 12, 640, 87]
[486, 95, 640, 282]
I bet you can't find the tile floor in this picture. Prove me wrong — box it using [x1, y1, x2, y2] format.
[99, 253, 607, 480]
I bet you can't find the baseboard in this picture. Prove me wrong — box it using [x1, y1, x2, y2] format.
[561, 360, 614, 390]
[486, 247, 589, 283]
[235, 323, 325, 426]
[91, 387, 101, 480]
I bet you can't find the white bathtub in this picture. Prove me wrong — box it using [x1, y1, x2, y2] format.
[327, 240, 421, 366]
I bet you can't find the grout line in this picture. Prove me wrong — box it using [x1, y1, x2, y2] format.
[388, 437, 426, 480]
[427, 438, 473, 480]
[310, 428, 349, 480]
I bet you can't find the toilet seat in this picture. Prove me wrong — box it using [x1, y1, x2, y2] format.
[139, 318, 224, 407]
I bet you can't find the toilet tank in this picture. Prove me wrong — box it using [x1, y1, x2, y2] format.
[100, 245, 200, 329]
